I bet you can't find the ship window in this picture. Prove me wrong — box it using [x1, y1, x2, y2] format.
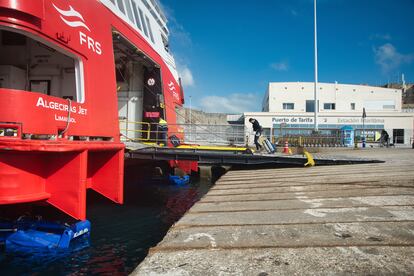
[351, 103, 355, 110]
[139, 8, 149, 37]
[116, 0, 125, 14]
[145, 16, 155, 43]
[131, 1, 142, 30]
[124, 0, 135, 23]
[161, 34, 169, 52]
[0, 29, 84, 103]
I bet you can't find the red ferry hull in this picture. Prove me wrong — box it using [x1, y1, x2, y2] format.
[0, 0, 184, 219]
[0, 141, 124, 220]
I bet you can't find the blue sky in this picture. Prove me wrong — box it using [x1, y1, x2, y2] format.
[161, 0, 414, 113]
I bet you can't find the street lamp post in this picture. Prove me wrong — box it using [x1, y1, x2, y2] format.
[189, 95, 192, 142]
[314, 0, 319, 132]
[189, 95, 192, 124]
[362, 107, 366, 148]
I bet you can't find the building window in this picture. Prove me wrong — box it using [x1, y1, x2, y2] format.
[393, 129, 404, 144]
[351, 103, 355, 110]
[383, 104, 395, 109]
[306, 100, 315, 112]
[283, 103, 294, 110]
[364, 100, 395, 110]
[324, 103, 336, 110]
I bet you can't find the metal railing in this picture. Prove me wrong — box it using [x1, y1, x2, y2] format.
[274, 135, 344, 147]
[119, 120, 246, 146]
[120, 120, 414, 148]
[180, 124, 245, 146]
[119, 120, 150, 142]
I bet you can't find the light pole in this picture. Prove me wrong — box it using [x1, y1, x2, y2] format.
[189, 95, 192, 124]
[362, 107, 366, 148]
[189, 95, 192, 142]
[313, 0, 319, 132]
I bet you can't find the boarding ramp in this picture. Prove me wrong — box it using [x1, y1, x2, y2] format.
[126, 147, 383, 167]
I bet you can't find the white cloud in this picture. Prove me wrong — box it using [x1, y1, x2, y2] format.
[170, 22, 192, 47]
[370, 33, 391, 40]
[374, 43, 414, 74]
[162, 4, 194, 87]
[178, 65, 194, 87]
[162, 4, 192, 47]
[199, 93, 260, 113]
[271, 62, 289, 71]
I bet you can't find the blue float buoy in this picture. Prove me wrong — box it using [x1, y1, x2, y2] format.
[1, 218, 91, 252]
[169, 174, 190, 185]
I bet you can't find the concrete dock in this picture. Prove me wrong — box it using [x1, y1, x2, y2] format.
[133, 148, 414, 275]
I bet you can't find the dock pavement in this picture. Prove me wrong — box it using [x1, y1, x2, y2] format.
[133, 148, 414, 275]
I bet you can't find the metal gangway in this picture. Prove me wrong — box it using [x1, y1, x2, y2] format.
[118, 120, 383, 167]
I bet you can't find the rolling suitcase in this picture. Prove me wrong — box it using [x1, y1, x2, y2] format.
[259, 136, 276, 153]
[169, 135, 181, 147]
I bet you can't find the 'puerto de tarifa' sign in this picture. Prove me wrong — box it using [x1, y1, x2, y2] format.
[273, 117, 313, 124]
[272, 116, 385, 125]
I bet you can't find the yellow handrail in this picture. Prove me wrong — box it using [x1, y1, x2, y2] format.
[119, 120, 151, 141]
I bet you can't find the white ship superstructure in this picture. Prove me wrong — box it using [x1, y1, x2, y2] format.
[101, 0, 178, 80]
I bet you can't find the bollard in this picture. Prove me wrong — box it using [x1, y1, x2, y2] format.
[304, 151, 315, 167]
[283, 141, 289, 154]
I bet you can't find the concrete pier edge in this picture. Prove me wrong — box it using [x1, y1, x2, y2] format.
[133, 148, 414, 275]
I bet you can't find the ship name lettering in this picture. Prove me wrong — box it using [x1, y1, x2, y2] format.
[37, 97, 77, 112]
[55, 114, 76, 123]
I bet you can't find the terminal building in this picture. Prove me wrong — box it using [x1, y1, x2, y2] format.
[244, 82, 414, 146]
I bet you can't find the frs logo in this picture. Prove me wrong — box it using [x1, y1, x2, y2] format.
[52, 4, 90, 31]
[53, 3, 102, 55]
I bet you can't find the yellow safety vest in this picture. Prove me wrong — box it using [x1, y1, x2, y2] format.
[159, 118, 167, 125]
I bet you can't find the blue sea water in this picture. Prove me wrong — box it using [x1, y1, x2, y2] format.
[0, 174, 212, 275]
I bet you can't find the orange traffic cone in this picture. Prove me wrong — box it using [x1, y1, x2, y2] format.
[283, 141, 289, 154]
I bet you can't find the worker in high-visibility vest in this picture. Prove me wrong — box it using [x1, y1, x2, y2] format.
[158, 118, 168, 146]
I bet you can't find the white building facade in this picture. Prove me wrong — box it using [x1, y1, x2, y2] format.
[245, 82, 414, 146]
